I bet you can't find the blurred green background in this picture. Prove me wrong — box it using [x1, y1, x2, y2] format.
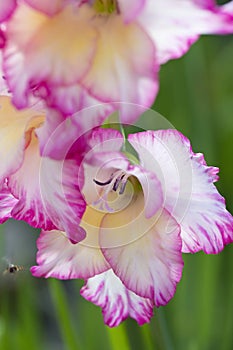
[0, 33, 233, 350]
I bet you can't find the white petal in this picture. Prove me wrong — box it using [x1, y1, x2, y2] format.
[31, 217, 110, 279]
[139, 0, 233, 65]
[80, 270, 154, 327]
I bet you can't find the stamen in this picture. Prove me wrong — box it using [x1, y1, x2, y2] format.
[93, 172, 129, 195]
[119, 180, 127, 195]
[113, 178, 120, 191]
[113, 174, 125, 191]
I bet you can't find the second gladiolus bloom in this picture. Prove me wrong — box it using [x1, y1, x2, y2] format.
[31, 127, 233, 326]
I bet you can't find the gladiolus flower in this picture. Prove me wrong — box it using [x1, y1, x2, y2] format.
[0, 1, 232, 121]
[31, 127, 233, 327]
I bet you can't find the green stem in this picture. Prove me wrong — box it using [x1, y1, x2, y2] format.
[140, 324, 155, 350]
[106, 323, 131, 350]
[119, 123, 127, 152]
[49, 279, 82, 350]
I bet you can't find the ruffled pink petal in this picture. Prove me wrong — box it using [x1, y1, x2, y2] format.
[24, 0, 66, 16]
[117, 0, 146, 23]
[100, 195, 183, 307]
[0, 96, 41, 181]
[0, 183, 18, 223]
[129, 130, 233, 254]
[88, 127, 124, 154]
[31, 225, 110, 279]
[80, 270, 154, 327]
[3, 4, 97, 110]
[36, 102, 114, 160]
[139, 0, 233, 65]
[82, 15, 158, 122]
[39, 82, 114, 118]
[0, 0, 16, 22]
[8, 133, 86, 243]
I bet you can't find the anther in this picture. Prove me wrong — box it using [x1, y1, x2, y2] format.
[113, 178, 120, 191]
[113, 174, 125, 192]
[119, 180, 127, 195]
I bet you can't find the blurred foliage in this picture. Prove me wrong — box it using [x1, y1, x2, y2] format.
[0, 34, 233, 350]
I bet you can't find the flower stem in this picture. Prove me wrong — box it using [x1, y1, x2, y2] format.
[119, 123, 127, 152]
[48, 279, 82, 350]
[106, 323, 131, 350]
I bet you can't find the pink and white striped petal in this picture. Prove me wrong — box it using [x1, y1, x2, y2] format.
[3, 4, 97, 109]
[0, 183, 18, 223]
[80, 269, 154, 327]
[31, 214, 110, 279]
[0, 96, 42, 181]
[129, 130, 233, 254]
[99, 194, 183, 307]
[39, 82, 115, 118]
[8, 132, 86, 243]
[0, 0, 16, 22]
[139, 0, 233, 65]
[177, 160, 233, 254]
[88, 128, 124, 154]
[36, 102, 114, 160]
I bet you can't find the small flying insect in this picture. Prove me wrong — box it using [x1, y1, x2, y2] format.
[3, 263, 25, 275]
[2, 258, 26, 276]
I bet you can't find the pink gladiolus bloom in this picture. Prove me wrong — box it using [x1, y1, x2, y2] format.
[0, 0, 232, 121]
[31, 128, 233, 327]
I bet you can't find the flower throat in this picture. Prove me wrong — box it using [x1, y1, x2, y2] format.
[93, 0, 117, 14]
